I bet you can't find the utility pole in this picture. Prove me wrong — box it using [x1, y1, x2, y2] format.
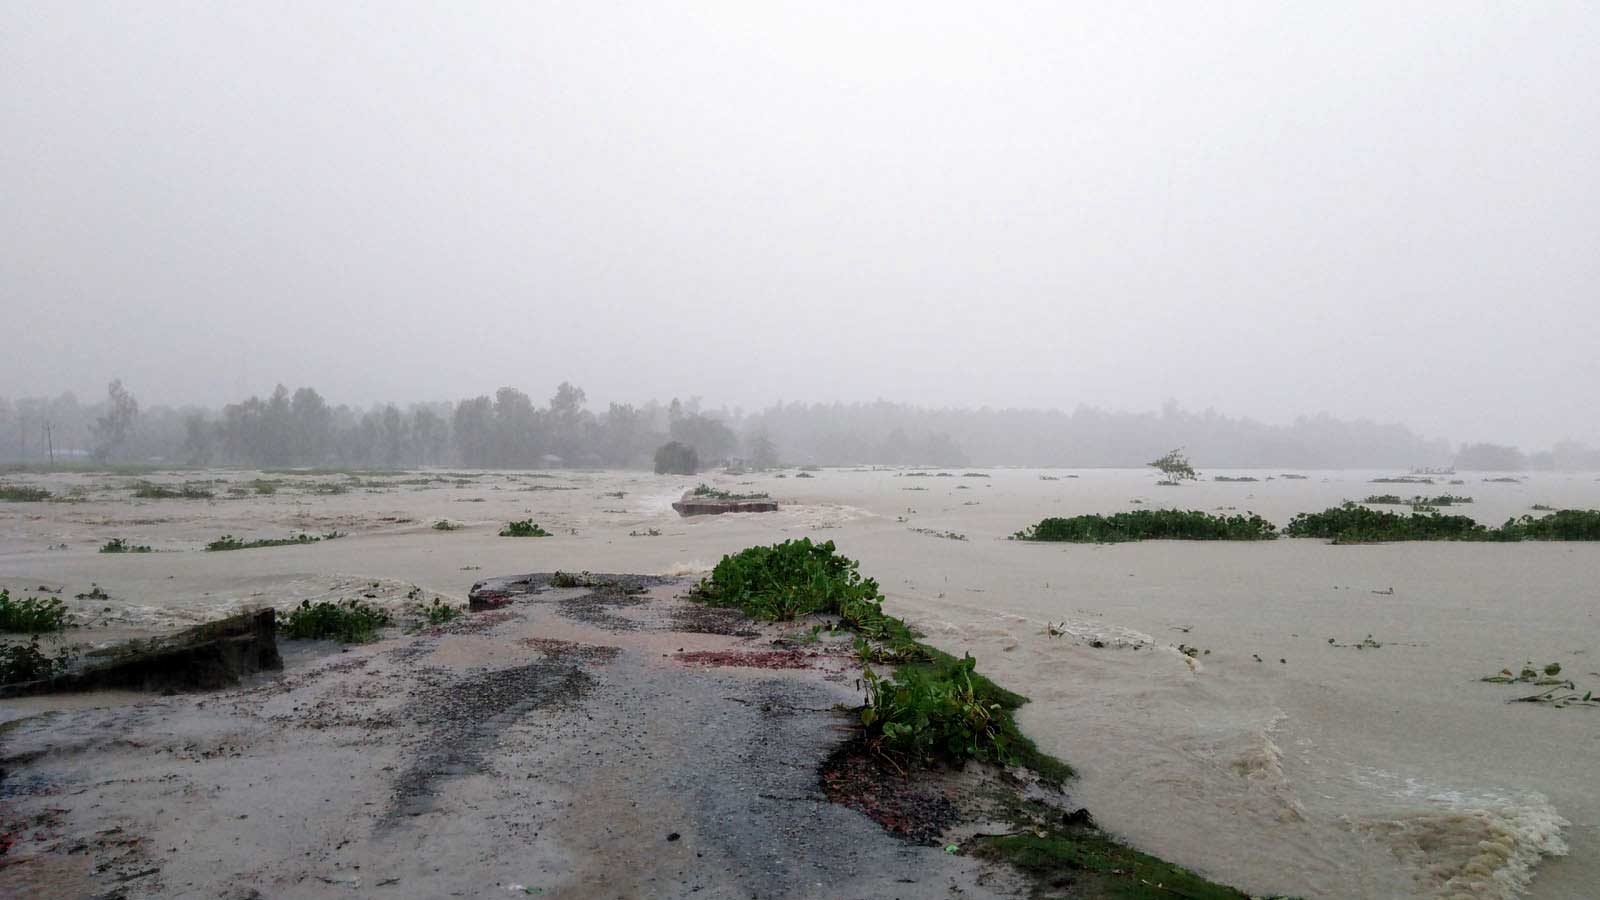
[45, 421, 55, 465]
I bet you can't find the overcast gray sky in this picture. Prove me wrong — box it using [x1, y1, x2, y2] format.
[3, 2, 1596, 447]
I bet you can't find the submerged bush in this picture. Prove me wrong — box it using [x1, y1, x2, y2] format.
[206, 531, 342, 551]
[1285, 504, 1600, 543]
[498, 520, 551, 537]
[0, 639, 76, 685]
[132, 481, 214, 499]
[0, 589, 71, 633]
[653, 441, 699, 475]
[99, 537, 152, 553]
[281, 599, 392, 643]
[0, 483, 52, 502]
[1012, 509, 1278, 542]
[690, 483, 769, 501]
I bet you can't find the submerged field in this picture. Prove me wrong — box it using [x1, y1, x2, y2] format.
[3, 466, 1598, 899]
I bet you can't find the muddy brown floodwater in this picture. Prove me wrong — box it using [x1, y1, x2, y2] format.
[3, 466, 1597, 899]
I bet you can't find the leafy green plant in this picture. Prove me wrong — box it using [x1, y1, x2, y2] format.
[132, 481, 214, 499]
[432, 519, 461, 531]
[499, 520, 551, 537]
[75, 584, 108, 601]
[408, 597, 462, 629]
[99, 537, 153, 553]
[0, 639, 76, 685]
[205, 531, 343, 551]
[1012, 509, 1277, 542]
[1147, 448, 1198, 485]
[690, 483, 770, 500]
[0, 589, 71, 632]
[1212, 475, 1259, 483]
[629, 528, 662, 537]
[1286, 503, 1600, 542]
[281, 599, 392, 642]
[0, 484, 52, 502]
[859, 654, 1012, 771]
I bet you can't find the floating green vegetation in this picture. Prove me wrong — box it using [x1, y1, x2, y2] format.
[1530, 503, 1557, 512]
[498, 520, 551, 537]
[1371, 475, 1434, 484]
[1328, 635, 1384, 649]
[99, 538, 152, 554]
[305, 481, 350, 495]
[1212, 475, 1259, 483]
[281, 599, 392, 643]
[910, 528, 968, 541]
[0, 484, 53, 502]
[1279, 473, 1309, 480]
[132, 481, 214, 499]
[629, 528, 662, 537]
[1286, 504, 1600, 543]
[690, 483, 770, 501]
[0, 639, 77, 685]
[0, 589, 72, 633]
[205, 531, 343, 551]
[74, 584, 108, 601]
[961, 472, 990, 478]
[794, 471, 814, 478]
[1483, 476, 1521, 483]
[1012, 509, 1278, 542]
[1480, 662, 1597, 709]
[251, 479, 279, 495]
[1365, 493, 1472, 506]
[432, 519, 461, 531]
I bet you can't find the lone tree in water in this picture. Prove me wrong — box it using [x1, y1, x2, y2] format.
[654, 441, 699, 475]
[1148, 448, 1198, 485]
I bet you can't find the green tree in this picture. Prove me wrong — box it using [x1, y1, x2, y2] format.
[1148, 448, 1198, 485]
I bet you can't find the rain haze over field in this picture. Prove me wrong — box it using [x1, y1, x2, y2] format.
[3, 2, 1598, 448]
[3, 5, 1600, 900]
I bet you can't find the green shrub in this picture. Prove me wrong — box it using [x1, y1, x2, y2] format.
[99, 538, 152, 553]
[251, 480, 278, 495]
[1286, 504, 1600, 542]
[1012, 509, 1278, 542]
[0, 589, 71, 633]
[860, 653, 1015, 770]
[0, 484, 52, 502]
[281, 599, 392, 642]
[694, 538, 883, 621]
[690, 483, 770, 500]
[414, 597, 461, 628]
[206, 531, 342, 551]
[132, 482, 214, 499]
[654, 441, 699, 475]
[1508, 509, 1600, 541]
[432, 519, 461, 531]
[499, 520, 551, 537]
[0, 639, 76, 685]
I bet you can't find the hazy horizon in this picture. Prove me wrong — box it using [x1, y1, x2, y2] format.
[5, 3, 1597, 447]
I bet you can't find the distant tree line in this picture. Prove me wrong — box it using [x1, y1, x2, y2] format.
[2, 382, 1597, 471]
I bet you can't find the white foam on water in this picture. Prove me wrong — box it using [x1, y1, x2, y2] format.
[659, 559, 711, 577]
[1353, 773, 1569, 900]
